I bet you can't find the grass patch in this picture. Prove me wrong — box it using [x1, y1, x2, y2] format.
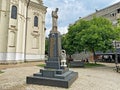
[85, 63, 105, 68]
[37, 64, 46, 67]
[37, 63, 105, 68]
[0, 70, 3, 74]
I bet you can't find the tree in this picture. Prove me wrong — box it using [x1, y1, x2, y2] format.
[61, 34, 74, 61]
[62, 20, 90, 61]
[63, 20, 90, 54]
[64, 17, 119, 63]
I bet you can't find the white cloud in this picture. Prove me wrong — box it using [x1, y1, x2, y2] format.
[45, 8, 52, 27]
[58, 0, 86, 25]
[45, 28, 51, 37]
[59, 26, 68, 35]
[110, 0, 120, 5]
[44, 0, 120, 36]
[45, 26, 68, 37]
[44, 0, 87, 31]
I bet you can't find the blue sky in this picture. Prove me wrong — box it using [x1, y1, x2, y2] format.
[43, 0, 120, 36]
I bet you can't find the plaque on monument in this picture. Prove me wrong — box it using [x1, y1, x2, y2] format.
[26, 8, 78, 88]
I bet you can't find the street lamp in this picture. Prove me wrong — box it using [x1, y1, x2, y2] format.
[113, 40, 119, 72]
[24, 0, 30, 62]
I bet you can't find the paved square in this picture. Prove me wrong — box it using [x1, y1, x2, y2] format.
[0, 62, 120, 90]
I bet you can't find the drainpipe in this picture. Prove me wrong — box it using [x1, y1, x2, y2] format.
[24, 0, 30, 62]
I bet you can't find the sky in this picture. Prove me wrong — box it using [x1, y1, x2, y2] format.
[43, 0, 120, 36]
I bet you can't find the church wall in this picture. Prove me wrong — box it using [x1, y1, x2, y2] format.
[40, 14, 45, 56]
[26, 4, 45, 61]
[0, 0, 10, 61]
[15, 0, 26, 61]
[6, 0, 18, 61]
[0, 0, 47, 63]
[0, 0, 1, 10]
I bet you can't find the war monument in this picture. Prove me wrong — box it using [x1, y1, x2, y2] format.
[26, 8, 78, 88]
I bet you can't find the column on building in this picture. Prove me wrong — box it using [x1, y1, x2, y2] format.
[0, 0, 10, 63]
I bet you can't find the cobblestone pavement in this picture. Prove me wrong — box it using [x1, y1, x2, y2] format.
[0, 62, 120, 90]
[0, 61, 44, 70]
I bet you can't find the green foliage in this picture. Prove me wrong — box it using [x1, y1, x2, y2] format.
[63, 17, 119, 59]
[36, 62, 104, 68]
[0, 70, 3, 74]
[62, 33, 76, 55]
[77, 17, 116, 52]
[37, 64, 45, 67]
[85, 63, 105, 68]
[115, 28, 120, 40]
[62, 20, 90, 55]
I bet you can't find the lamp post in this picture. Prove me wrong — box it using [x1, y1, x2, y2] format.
[113, 40, 119, 72]
[24, 0, 30, 62]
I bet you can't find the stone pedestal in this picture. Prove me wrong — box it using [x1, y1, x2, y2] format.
[26, 30, 78, 88]
[27, 68, 78, 88]
[44, 32, 61, 69]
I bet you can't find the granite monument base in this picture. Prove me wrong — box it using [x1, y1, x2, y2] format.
[26, 68, 78, 88]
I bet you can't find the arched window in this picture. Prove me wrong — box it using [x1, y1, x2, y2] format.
[11, 5, 17, 19]
[34, 16, 38, 27]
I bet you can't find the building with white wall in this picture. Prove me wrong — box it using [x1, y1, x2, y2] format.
[0, 0, 47, 63]
[82, 2, 120, 26]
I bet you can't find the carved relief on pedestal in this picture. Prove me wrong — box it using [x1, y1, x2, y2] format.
[49, 34, 55, 57]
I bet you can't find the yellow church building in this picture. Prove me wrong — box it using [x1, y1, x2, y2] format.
[0, 0, 47, 63]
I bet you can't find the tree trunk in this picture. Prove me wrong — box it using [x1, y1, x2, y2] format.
[67, 54, 73, 63]
[92, 49, 97, 64]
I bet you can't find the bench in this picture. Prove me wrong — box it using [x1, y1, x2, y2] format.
[69, 61, 84, 67]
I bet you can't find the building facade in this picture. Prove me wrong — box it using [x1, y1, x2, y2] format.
[82, 2, 120, 26]
[0, 0, 47, 63]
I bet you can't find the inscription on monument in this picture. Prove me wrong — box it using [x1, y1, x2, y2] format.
[50, 35, 55, 57]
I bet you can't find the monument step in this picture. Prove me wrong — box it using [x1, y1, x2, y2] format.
[56, 68, 69, 74]
[38, 69, 70, 78]
[40, 68, 69, 75]
[33, 73, 42, 77]
[55, 71, 73, 79]
[34, 69, 71, 79]
[26, 71, 78, 88]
